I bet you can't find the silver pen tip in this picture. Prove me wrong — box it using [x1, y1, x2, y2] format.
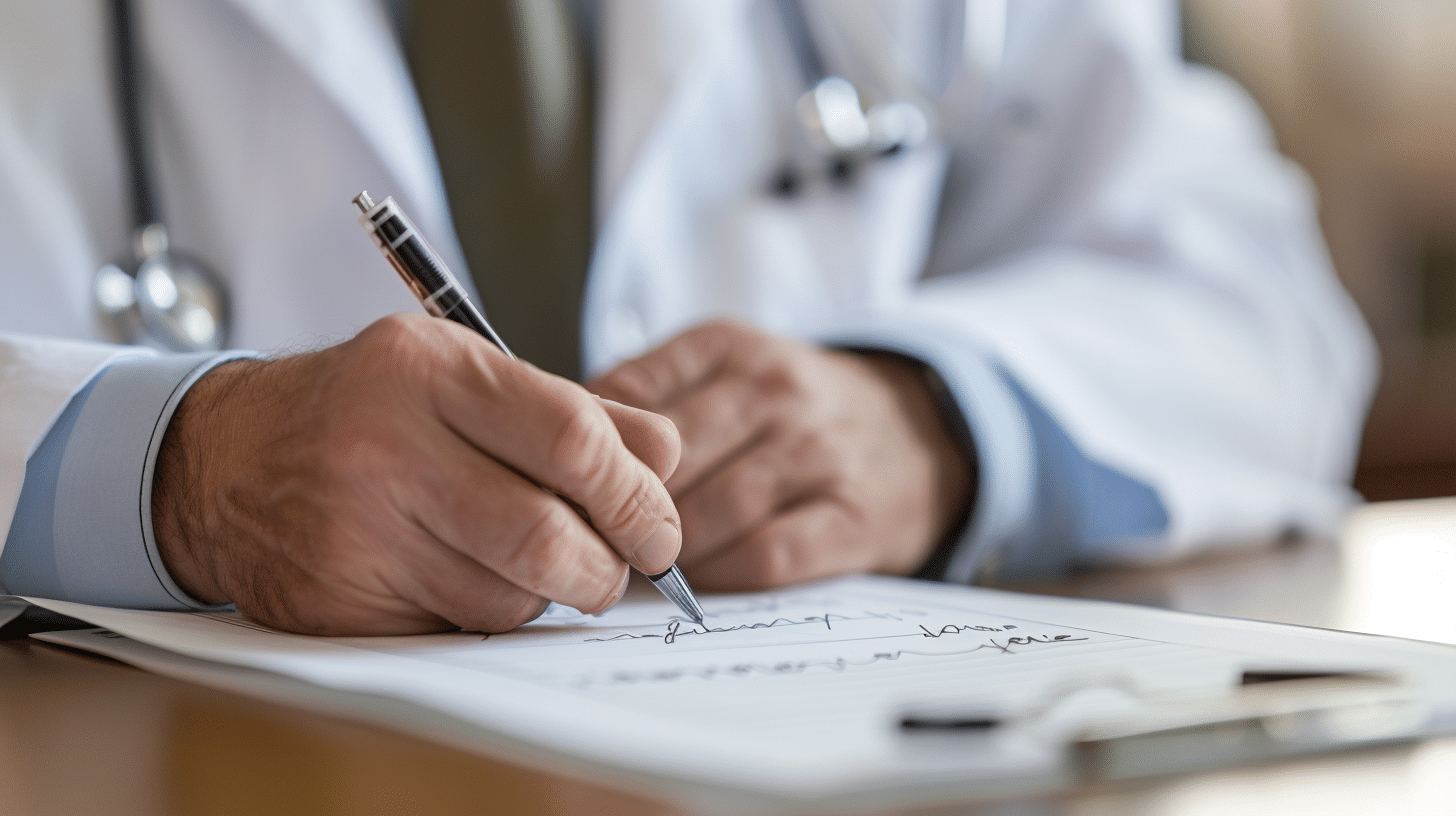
[353, 191, 375, 213]
[648, 564, 705, 624]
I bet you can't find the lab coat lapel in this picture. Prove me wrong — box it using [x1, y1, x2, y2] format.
[596, 0, 750, 220]
[222, 0, 452, 237]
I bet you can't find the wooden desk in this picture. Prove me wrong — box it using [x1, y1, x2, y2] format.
[4, 499, 1456, 816]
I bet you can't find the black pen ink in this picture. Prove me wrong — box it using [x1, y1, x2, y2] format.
[570, 632, 1093, 688]
[805, 613, 845, 630]
[917, 623, 1014, 637]
[990, 634, 1088, 653]
[587, 613, 855, 644]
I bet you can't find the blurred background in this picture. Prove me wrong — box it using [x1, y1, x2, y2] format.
[1184, 0, 1456, 501]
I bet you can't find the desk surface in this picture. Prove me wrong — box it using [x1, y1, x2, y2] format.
[5, 498, 1456, 816]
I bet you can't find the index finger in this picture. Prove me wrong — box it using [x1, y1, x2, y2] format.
[590, 320, 753, 410]
[432, 336, 684, 576]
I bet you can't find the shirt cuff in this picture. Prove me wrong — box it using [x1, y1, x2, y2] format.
[821, 317, 1169, 583]
[1, 351, 255, 609]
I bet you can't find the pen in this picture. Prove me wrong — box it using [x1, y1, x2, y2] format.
[353, 191, 705, 625]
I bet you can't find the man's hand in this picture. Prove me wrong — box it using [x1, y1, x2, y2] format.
[151, 314, 682, 636]
[590, 321, 972, 590]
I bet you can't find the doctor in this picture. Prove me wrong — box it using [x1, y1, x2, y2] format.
[0, 1, 1375, 635]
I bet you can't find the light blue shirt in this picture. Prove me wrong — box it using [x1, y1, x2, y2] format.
[1, 352, 250, 608]
[0, 325, 1168, 609]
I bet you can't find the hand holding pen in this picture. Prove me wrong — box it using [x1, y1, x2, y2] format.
[151, 307, 687, 635]
[143, 200, 691, 639]
[354, 192, 705, 623]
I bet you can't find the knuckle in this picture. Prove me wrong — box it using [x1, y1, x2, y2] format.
[795, 428, 845, 476]
[509, 502, 578, 592]
[753, 359, 806, 402]
[593, 477, 663, 541]
[548, 398, 615, 485]
[598, 359, 657, 405]
[689, 319, 757, 360]
[638, 411, 682, 476]
[349, 318, 432, 393]
[587, 564, 630, 613]
[791, 427, 829, 461]
[742, 533, 799, 588]
[471, 592, 549, 634]
[721, 466, 771, 527]
[696, 318, 743, 341]
[359, 313, 426, 360]
[714, 317, 761, 342]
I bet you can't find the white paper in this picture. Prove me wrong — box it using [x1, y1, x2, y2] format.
[26, 576, 1456, 802]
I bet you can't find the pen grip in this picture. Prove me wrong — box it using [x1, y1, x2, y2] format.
[431, 286, 513, 357]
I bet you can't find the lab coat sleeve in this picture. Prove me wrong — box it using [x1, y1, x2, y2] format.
[1, 348, 252, 608]
[830, 5, 1377, 580]
[0, 333, 141, 547]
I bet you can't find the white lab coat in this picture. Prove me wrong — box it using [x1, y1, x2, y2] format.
[0, 0, 1376, 574]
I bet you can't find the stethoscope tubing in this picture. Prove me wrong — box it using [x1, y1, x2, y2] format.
[97, 0, 230, 352]
[110, 0, 159, 232]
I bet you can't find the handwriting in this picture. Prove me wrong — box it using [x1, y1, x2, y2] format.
[917, 623, 1023, 638]
[985, 634, 1086, 653]
[587, 613, 851, 645]
[570, 633, 1091, 688]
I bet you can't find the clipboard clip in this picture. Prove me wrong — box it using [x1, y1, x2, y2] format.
[1071, 672, 1427, 780]
[901, 670, 1429, 781]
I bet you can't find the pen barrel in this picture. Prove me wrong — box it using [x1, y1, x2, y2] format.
[356, 195, 514, 357]
[429, 286, 513, 356]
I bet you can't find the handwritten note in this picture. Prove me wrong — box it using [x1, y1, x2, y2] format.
[426, 587, 1114, 693]
[299, 577, 1244, 768]
[30, 575, 1456, 798]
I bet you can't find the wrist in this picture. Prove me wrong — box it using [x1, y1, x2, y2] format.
[907, 362, 979, 579]
[853, 352, 976, 574]
[150, 357, 265, 605]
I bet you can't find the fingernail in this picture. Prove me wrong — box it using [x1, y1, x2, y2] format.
[633, 521, 680, 573]
[602, 569, 630, 610]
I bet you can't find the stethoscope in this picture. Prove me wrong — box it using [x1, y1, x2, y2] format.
[93, 0, 230, 352]
[86, 0, 1003, 347]
[767, 0, 1006, 197]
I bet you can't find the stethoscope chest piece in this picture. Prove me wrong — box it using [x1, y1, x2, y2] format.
[94, 0, 229, 352]
[95, 222, 229, 352]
